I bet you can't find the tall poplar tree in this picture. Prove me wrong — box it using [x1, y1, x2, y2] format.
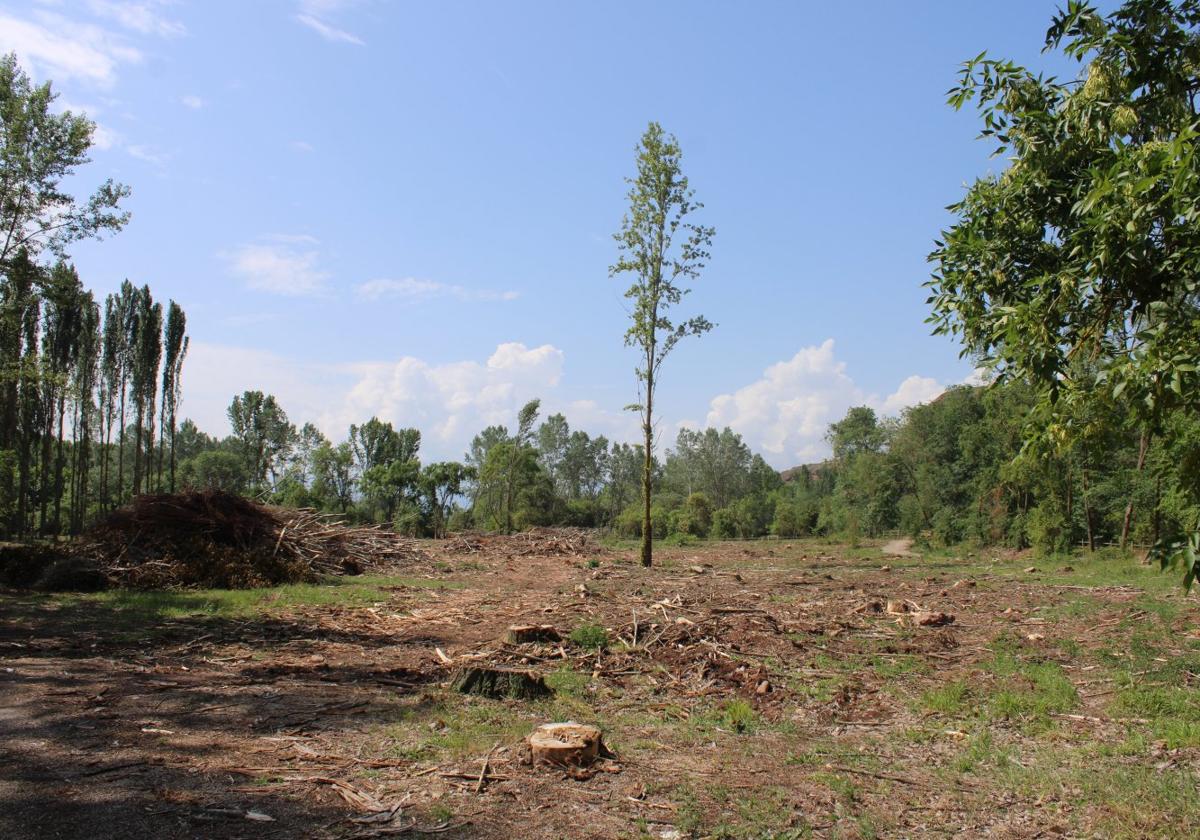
[159, 301, 188, 492]
[610, 122, 715, 567]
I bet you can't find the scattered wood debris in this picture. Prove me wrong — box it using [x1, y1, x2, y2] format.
[444, 527, 603, 559]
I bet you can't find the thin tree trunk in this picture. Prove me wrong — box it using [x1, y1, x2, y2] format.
[1153, 474, 1162, 546]
[117, 383, 126, 505]
[132, 402, 143, 497]
[38, 391, 54, 534]
[169, 412, 177, 492]
[52, 392, 66, 534]
[1120, 429, 1150, 549]
[156, 389, 166, 492]
[641, 356, 654, 568]
[69, 396, 80, 529]
[1081, 467, 1095, 552]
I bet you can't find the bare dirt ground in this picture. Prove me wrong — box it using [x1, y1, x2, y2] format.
[2, 537, 1199, 839]
[879, 539, 914, 558]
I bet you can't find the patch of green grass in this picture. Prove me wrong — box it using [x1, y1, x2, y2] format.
[871, 654, 928, 678]
[569, 622, 609, 650]
[543, 667, 589, 696]
[922, 680, 971, 715]
[982, 743, 1200, 838]
[985, 652, 1078, 728]
[951, 729, 1012, 774]
[1112, 684, 1200, 744]
[810, 770, 859, 803]
[50, 573, 459, 624]
[426, 803, 455, 824]
[712, 787, 807, 839]
[719, 698, 758, 734]
[672, 783, 704, 836]
[386, 696, 530, 761]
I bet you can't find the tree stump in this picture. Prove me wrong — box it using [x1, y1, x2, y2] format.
[504, 624, 561, 645]
[528, 722, 605, 766]
[451, 666, 550, 700]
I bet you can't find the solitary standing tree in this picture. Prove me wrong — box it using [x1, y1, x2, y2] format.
[611, 122, 714, 567]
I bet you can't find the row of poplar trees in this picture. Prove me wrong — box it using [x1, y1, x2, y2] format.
[0, 250, 188, 538]
[1, 52, 189, 539]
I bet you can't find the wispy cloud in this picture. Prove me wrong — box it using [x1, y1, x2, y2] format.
[180, 94, 204, 109]
[126, 143, 171, 167]
[355, 277, 519, 304]
[290, 140, 315, 153]
[294, 0, 365, 45]
[85, 1, 186, 38]
[295, 13, 364, 46]
[223, 238, 331, 297]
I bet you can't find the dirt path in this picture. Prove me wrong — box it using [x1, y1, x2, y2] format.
[880, 537, 915, 556]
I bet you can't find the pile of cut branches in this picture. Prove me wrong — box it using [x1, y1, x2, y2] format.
[445, 527, 600, 558]
[75, 490, 426, 589]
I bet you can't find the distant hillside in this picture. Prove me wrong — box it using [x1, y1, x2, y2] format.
[780, 462, 829, 483]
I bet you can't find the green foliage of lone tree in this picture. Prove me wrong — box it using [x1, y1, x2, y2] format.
[928, 0, 1200, 584]
[611, 122, 715, 567]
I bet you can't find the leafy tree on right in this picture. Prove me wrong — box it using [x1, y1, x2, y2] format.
[927, 0, 1200, 585]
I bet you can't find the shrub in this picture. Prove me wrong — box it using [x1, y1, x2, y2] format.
[720, 698, 758, 733]
[678, 493, 713, 537]
[614, 504, 668, 539]
[710, 506, 738, 538]
[568, 623, 609, 650]
[1028, 500, 1071, 554]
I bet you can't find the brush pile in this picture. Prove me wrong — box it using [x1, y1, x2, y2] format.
[445, 527, 600, 558]
[75, 490, 427, 589]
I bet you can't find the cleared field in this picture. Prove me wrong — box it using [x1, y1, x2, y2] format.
[2, 538, 1198, 839]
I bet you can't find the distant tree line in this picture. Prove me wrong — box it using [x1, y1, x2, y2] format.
[70, 373, 1199, 556]
[809, 382, 1200, 554]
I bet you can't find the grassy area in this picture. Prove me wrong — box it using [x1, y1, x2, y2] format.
[3, 573, 462, 632]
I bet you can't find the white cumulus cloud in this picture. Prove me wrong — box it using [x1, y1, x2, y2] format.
[881, 375, 944, 415]
[182, 341, 567, 460]
[705, 339, 949, 468]
[706, 339, 865, 466]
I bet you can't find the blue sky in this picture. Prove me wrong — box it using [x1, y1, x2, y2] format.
[1, 1, 1092, 467]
